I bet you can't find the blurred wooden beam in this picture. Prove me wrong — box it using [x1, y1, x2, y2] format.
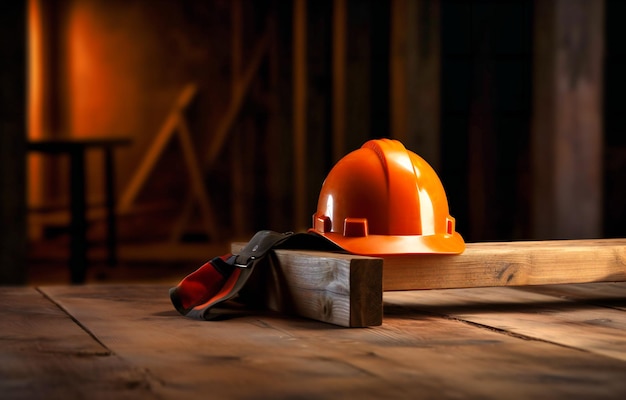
[231, 0, 242, 90]
[390, 0, 408, 141]
[390, 0, 441, 169]
[332, 0, 346, 162]
[118, 84, 197, 213]
[175, 116, 219, 241]
[230, 0, 246, 237]
[264, 6, 290, 231]
[531, 0, 605, 239]
[203, 31, 270, 169]
[293, 0, 307, 231]
[173, 5, 274, 241]
[118, 84, 219, 242]
[173, 15, 272, 240]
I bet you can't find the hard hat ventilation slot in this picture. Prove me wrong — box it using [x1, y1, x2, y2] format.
[343, 218, 368, 237]
[446, 217, 455, 234]
[313, 214, 332, 233]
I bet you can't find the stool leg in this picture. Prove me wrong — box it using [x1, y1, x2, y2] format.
[104, 147, 117, 267]
[69, 149, 87, 284]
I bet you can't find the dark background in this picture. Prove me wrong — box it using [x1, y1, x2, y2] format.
[1, 0, 624, 283]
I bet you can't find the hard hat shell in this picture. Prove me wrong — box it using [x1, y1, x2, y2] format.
[309, 138, 465, 255]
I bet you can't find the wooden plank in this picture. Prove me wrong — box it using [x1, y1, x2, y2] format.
[0, 287, 154, 398]
[248, 249, 383, 327]
[39, 284, 626, 398]
[0, 287, 109, 355]
[383, 238, 626, 290]
[384, 282, 626, 362]
[41, 284, 407, 399]
[232, 242, 382, 326]
[531, 0, 604, 239]
[235, 238, 626, 292]
[229, 239, 626, 325]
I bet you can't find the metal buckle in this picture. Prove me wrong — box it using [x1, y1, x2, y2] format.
[233, 256, 256, 269]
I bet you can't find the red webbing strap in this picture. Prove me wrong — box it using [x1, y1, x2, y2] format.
[169, 230, 342, 320]
[169, 254, 237, 316]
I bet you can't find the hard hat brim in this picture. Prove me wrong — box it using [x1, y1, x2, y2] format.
[308, 230, 465, 256]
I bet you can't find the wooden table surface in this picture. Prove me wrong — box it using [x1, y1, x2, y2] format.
[2, 282, 626, 399]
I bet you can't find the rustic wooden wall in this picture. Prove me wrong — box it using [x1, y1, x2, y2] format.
[18, 0, 626, 266]
[531, 0, 604, 240]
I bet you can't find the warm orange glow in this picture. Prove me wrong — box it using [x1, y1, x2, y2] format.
[28, 0, 43, 211]
[66, 4, 141, 140]
[64, 4, 142, 203]
[68, 5, 108, 137]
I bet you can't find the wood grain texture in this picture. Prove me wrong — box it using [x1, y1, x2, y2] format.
[242, 249, 383, 327]
[0, 287, 155, 399]
[232, 238, 626, 325]
[384, 282, 626, 362]
[31, 284, 626, 399]
[383, 238, 626, 290]
[520, 282, 626, 312]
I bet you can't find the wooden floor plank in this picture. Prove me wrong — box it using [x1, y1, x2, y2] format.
[520, 282, 626, 311]
[41, 285, 404, 399]
[384, 283, 626, 362]
[0, 287, 157, 399]
[0, 287, 108, 355]
[40, 284, 626, 399]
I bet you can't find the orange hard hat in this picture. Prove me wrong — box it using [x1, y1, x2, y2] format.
[309, 138, 465, 255]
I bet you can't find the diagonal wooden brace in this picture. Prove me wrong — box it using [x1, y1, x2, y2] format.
[232, 238, 626, 328]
